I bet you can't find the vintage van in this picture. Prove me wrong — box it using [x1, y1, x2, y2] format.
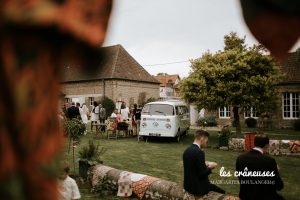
[139, 100, 190, 142]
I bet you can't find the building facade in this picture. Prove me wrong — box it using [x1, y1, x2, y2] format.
[61, 44, 160, 109]
[154, 74, 181, 99]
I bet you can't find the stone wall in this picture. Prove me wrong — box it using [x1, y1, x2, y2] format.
[111, 80, 159, 105]
[61, 79, 159, 107]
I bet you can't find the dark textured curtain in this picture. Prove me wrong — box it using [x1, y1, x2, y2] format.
[0, 1, 112, 199]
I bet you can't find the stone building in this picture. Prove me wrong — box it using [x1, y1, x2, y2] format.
[61, 44, 160, 109]
[154, 74, 181, 99]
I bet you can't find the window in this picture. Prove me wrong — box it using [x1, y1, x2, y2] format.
[89, 97, 94, 106]
[244, 107, 258, 118]
[64, 98, 71, 103]
[283, 93, 299, 119]
[219, 106, 231, 118]
[142, 104, 175, 116]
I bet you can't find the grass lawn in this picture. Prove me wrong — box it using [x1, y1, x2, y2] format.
[63, 125, 300, 200]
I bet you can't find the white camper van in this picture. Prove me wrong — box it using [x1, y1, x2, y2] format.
[139, 100, 190, 142]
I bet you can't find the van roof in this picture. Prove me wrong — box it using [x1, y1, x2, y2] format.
[146, 100, 187, 106]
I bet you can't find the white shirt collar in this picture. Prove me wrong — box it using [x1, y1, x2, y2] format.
[193, 142, 200, 149]
[253, 147, 263, 154]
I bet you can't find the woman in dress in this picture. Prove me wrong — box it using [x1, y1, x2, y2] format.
[120, 102, 130, 121]
[90, 101, 99, 131]
[80, 103, 89, 134]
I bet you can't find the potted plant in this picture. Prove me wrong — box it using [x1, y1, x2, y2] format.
[78, 140, 106, 180]
[218, 125, 232, 148]
[64, 118, 86, 172]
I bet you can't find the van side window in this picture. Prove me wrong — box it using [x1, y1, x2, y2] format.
[175, 106, 179, 115]
[183, 106, 188, 114]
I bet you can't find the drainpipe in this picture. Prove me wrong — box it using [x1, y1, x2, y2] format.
[102, 79, 106, 101]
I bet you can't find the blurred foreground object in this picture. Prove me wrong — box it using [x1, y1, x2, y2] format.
[0, 0, 112, 199]
[240, 0, 300, 62]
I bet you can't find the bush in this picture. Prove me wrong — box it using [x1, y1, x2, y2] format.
[294, 119, 300, 131]
[78, 140, 106, 165]
[206, 116, 217, 126]
[101, 96, 115, 119]
[245, 117, 257, 128]
[64, 118, 85, 141]
[218, 125, 232, 147]
[197, 118, 207, 126]
[196, 116, 217, 127]
[93, 176, 118, 197]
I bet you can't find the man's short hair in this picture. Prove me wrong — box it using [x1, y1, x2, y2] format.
[61, 161, 70, 174]
[254, 133, 270, 148]
[195, 129, 210, 139]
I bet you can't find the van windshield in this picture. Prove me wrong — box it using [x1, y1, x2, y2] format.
[142, 104, 174, 116]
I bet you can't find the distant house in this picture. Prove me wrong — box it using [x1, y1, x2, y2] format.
[154, 74, 181, 98]
[61, 44, 160, 109]
[198, 52, 300, 128]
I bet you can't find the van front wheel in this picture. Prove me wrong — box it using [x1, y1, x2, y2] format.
[176, 134, 181, 143]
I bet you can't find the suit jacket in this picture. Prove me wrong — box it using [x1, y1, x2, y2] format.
[66, 106, 80, 119]
[236, 149, 284, 200]
[183, 144, 212, 196]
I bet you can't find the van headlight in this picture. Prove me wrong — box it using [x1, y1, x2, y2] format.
[165, 124, 171, 129]
[142, 123, 147, 128]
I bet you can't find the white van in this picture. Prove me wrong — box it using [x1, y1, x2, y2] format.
[139, 100, 190, 142]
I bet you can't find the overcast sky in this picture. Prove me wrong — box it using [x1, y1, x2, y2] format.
[103, 0, 296, 78]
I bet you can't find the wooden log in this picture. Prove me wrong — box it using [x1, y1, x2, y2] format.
[88, 164, 237, 200]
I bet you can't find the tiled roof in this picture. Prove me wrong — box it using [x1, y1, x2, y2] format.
[279, 51, 300, 84]
[154, 75, 180, 87]
[61, 44, 160, 84]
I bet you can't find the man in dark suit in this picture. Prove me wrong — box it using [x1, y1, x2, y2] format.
[183, 130, 225, 199]
[66, 102, 80, 119]
[236, 133, 284, 200]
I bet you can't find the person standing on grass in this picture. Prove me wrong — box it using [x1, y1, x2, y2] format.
[132, 104, 141, 136]
[99, 103, 106, 123]
[80, 103, 89, 134]
[58, 162, 81, 200]
[236, 133, 284, 200]
[183, 130, 225, 199]
[90, 101, 99, 131]
[120, 102, 130, 121]
[66, 102, 80, 119]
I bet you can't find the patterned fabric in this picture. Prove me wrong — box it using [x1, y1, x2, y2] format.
[229, 138, 245, 151]
[132, 176, 159, 199]
[0, 1, 112, 199]
[117, 171, 133, 197]
[280, 140, 291, 155]
[130, 173, 146, 182]
[90, 165, 114, 187]
[1, 0, 113, 47]
[269, 140, 281, 155]
[289, 141, 300, 153]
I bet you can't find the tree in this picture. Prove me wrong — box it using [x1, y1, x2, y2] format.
[101, 96, 115, 118]
[179, 32, 282, 136]
[157, 73, 169, 76]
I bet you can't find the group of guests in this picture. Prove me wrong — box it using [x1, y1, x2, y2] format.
[61, 102, 90, 134]
[61, 101, 142, 134]
[183, 130, 284, 200]
[109, 103, 142, 135]
[89, 101, 106, 131]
